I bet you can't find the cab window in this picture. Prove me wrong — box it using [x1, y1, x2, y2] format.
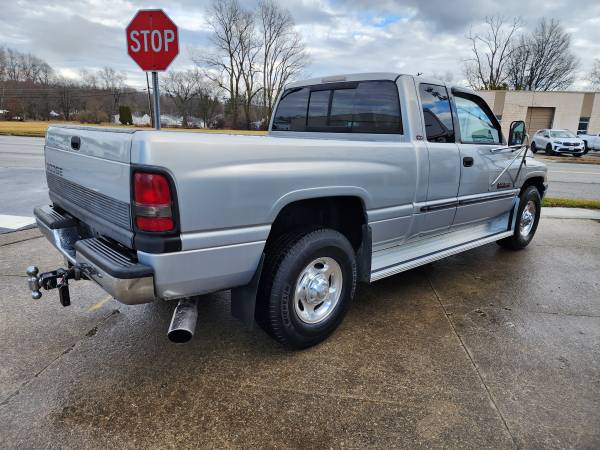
[419, 83, 454, 143]
[272, 88, 309, 131]
[454, 95, 501, 144]
[272, 80, 402, 134]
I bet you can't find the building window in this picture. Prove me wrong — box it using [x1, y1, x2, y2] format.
[578, 117, 590, 135]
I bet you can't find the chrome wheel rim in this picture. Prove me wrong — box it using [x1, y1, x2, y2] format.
[293, 257, 343, 324]
[519, 200, 536, 237]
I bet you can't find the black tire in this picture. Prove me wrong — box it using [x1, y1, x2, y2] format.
[530, 141, 537, 153]
[574, 154, 582, 158]
[497, 186, 541, 250]
[545, 144, 554, 156]
[256, 228, 357, 349]
[583, 141, 589, 154]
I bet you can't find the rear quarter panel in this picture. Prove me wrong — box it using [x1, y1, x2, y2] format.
[131, 132, 419, 238]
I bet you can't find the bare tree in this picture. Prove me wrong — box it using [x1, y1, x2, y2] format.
[161, 70, 203, 127]
[196, 85, 221, 128]
[55, 77, 79, 120]
[0, 47, 6, 82]
[5, 48, 23, 82]
[464, 15, 522, 90]
[237, 7, 262, 128]
[589, 59, 600, 88]
[80, 69, 99, 89]
[507, 18, 578, 91]
[195, 0, 246, 128]
[257, 0, 307, 125]
[97, 66, 126, 115]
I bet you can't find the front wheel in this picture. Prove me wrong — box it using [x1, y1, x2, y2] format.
[545, 144, 554, 156]
[256, 228, 357, 349]
[497, 186, 541, 250]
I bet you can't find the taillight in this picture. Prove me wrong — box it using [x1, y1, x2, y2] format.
[133, 172, 175, 232]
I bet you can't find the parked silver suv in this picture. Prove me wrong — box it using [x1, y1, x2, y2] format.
[27, 73, 547, 349]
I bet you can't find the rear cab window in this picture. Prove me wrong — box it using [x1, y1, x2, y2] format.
[272, 80, 402, 134]
[419, 83, 454, 143]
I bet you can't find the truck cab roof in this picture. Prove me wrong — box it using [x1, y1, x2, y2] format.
[285, 72, 474, 95]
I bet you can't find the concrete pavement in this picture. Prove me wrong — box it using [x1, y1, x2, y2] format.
[1, 217, 598, 448]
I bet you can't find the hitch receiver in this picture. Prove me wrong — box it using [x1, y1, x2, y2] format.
[26, 265, 90, 306]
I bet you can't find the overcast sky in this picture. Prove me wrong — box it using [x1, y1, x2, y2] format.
[1, 0, 599, 90]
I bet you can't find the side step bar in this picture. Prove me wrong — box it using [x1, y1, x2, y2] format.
[371, 230, 513, 281]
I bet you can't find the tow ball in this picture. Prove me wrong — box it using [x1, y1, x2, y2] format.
[26, 265, 90, 306]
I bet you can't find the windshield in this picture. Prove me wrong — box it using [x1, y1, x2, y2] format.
[550, 130, 576, 138]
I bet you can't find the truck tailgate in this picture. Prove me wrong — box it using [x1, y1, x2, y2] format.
[45, 126, 135, 246]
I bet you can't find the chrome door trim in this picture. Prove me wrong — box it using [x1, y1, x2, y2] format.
[416, 189, 518, 213]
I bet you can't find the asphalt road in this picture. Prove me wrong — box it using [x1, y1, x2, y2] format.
[0, 136, 48, 232]
[540, 157, 600, 200]
[0, 135, 598, 233]
[1, 218, 598, 448]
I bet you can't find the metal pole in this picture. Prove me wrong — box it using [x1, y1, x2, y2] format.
[146, 72, 153, 127]
[152, 71, 161, 130]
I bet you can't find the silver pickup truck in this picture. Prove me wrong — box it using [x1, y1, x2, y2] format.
[27, 73, 547, 349]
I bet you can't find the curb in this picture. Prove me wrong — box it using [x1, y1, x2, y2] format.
[542, 207, 600, 220]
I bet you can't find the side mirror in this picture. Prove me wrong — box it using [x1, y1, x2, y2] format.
[508, 120, 526, 146]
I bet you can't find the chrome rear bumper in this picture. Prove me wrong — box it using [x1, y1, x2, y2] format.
[34, 205, 156, 305]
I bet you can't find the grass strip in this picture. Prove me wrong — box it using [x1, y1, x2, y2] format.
[543, 197, 600, 209]
[0, 121, 266, 137]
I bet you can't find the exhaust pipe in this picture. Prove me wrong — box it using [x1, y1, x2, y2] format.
[167, 297, 198, 343]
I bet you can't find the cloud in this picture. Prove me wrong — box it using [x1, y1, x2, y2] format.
[0, 0, 598, 89]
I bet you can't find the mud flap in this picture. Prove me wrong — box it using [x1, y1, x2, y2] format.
[356, 225, 372, 283]
[231, 253, 265, 330]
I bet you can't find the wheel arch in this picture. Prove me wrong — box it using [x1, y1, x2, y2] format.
[267, 193, 369, 249]
[521, 175, 546, 198]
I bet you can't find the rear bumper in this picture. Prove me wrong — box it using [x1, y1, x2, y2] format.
[34, 205, 156, 305]
[35, 204, 266, 303]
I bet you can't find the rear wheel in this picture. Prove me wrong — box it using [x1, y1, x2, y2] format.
[583, 141, 589, 154]
[497, 186, 541, 250]
[545, 144, 554, 156]
[530, 141, 537, 153]
[256, 228, 357, 349]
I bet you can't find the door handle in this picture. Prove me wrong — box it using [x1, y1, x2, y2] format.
[463, 156, 474, 167]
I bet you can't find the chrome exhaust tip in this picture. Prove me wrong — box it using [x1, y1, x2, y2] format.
[167, 297, 198, 343]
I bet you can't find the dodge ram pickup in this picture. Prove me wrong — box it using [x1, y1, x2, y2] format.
[26, 73, 548, 349]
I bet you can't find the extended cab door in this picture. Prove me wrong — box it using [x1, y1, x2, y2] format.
[415, 83, 461, 235]
[451, 91, 519, 228]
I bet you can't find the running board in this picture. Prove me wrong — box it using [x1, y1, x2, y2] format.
[370, 230, 513, 282]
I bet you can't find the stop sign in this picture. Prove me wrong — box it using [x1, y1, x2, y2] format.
[126, 9, 178, 71]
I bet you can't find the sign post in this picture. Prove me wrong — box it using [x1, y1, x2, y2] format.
[152, 72, 161, 130]
[126, 9, 179, 130]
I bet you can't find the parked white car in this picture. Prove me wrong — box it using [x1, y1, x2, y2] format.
[578, 131, 600, 152]
[530, 129, 585, 156]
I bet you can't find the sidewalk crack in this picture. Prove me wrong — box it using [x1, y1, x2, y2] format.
[427, 276, 519, 449]
[0, 309, 119, 408]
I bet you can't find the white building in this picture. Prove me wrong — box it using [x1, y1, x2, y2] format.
[477, 90, 600, 137]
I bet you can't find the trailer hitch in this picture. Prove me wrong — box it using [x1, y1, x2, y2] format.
[26, 264, 91, 306]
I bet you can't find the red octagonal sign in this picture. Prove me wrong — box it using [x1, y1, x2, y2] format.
[126, 9, 179, 71]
